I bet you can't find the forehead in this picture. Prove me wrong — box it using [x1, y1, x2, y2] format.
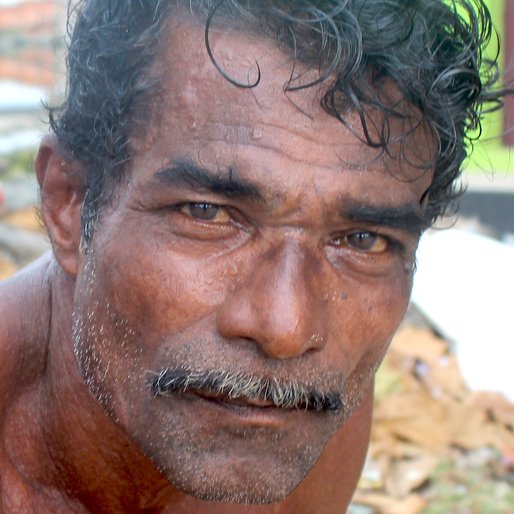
[131, 10, 432, 202]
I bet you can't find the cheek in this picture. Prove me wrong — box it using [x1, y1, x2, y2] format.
[330, 267, 411, 361]
[329, 273, 410, 412]
[93, 232, 240, 337]
[365, 275, 410, 338]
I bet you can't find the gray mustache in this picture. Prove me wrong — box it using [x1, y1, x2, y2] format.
[149, 368, 343, 412]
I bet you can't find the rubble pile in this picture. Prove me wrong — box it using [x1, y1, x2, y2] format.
[354, 326, 514, 514]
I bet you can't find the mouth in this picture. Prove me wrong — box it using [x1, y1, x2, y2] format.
[193, 390, 278, 409]
[149, 367, 344, 413]
[184, 388, 304, 429]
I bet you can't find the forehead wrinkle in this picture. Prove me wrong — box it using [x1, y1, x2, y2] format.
[186, 123, 424, 185]
[208, 137, 417, 184]
[196, 121, 259, 146]
[199, 138, 344, 173]
[187, 116, 372, 175]
[183, 103, 425, 180]
[156, 20, 432, 182]
[137, 12, 433, 212]
[197, 117, 348, 151]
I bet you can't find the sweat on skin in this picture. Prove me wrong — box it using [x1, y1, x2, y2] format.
[0, 1, 505, 513]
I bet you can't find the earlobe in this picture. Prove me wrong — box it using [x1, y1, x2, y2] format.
[36, 134, 84, 276]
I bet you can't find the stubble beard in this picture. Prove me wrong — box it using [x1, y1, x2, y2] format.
[71, 250, 379, 504]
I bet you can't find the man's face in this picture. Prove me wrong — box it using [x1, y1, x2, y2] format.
[72, 14, 431, 504]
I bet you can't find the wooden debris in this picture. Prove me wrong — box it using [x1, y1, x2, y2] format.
[356, 326, 514, 513]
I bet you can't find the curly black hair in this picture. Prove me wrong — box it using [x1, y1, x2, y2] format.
[48, 0, 511, 244]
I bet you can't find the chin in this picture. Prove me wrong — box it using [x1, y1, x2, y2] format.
[143, 430, 316, 506]
[182, 485, 291, 505]
[162, 461, 301, 505]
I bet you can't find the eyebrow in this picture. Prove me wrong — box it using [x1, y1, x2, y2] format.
[342, 202, 428, 236]
[155, 159, 264, 203]
[155, 160, 428, 234]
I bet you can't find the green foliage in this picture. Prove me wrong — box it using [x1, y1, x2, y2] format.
[0, 148, 37, 179]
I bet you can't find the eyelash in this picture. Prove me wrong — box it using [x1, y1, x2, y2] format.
[177, 202, 230, 223]
[172, 202, 406, 256]
[331, 232, 402, 254]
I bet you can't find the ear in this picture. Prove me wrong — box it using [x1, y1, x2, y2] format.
[36, 134, 84, 276]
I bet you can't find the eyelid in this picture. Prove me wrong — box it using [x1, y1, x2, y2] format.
[177, 202, 231, 223]
[330, 229, 405, 255]
[174, 201, 255, 232]
[349, 232, 388, 253]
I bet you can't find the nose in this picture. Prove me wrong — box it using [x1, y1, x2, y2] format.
[216, 241, 328, 359]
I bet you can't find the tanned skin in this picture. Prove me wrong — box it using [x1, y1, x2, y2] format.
[0, 262, 371, 514]
[0, 257, 372, 513]
[0, 13, 430, 514]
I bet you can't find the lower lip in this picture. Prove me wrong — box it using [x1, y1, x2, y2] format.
[178, 392, 302, 427]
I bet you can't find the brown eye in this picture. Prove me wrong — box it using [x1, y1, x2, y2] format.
[343, 232, 389, 253]
[180, 203, 230, 223]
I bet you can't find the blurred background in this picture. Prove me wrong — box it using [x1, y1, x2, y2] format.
[0, 1, 512, 513]
[0, 0, 65, 271]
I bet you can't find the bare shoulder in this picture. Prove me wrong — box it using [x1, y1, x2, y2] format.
[0, 254, 54, 416]
[0, 255, 86, 512]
